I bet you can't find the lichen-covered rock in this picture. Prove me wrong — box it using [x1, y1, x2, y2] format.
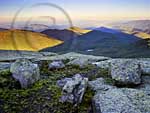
[93, 88, 150, 113]
[56, 52, 110, 61]
[121, 88, 150, 113]
[59, 74, 88, 105]
[89, 78, 115, 92]
[92, 59, 150, 75]
[10, 59, 40, 88]
[111, 59, 141, 85]
[67, 54, 110, 67]
[139, 60, 150, 75]
[68, 58, 91, 67]
[137, 76, 150, 93]
[92, 60, 112, 70]
[39, 52, 110, 62]
[49, 60, 65, 69]
[57, 78, 72, 88]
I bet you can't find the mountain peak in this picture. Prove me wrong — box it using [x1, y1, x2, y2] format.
[94, 26, 121, 34]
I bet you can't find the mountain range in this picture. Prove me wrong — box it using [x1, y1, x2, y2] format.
[94, 27, 121, 34]
[0, 20, 150, 57]
[111, 20, 150, 39]
[23, 24, 50, 32]
[112, 20, 150, 32]
[42, 27, 150, 57]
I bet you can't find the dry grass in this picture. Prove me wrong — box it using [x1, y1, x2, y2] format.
[68, 26, 91, 35]
[121, 29, 150, 39]
[134, 32, 150, 39]
[0, 30, 63, 51]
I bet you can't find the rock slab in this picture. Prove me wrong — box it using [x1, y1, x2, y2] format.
[111, 59, 141, 85]
[93, 88, 150, 113]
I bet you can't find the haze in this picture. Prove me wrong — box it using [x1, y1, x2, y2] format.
[0, 0, 150, 27]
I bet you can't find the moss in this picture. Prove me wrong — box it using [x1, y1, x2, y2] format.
[62, 59, 70, 64]
[0, 77, 58, 113]
[40, 61, 97, 80]
[105, 78, 115, 85]
[77, 88, 94, 113]
[88, 67, 111, 81]
[0, 76, 94, 113]
[0, 70, 20, 89]
[0, 69, 11, 76]
[0, 62, 109, 113]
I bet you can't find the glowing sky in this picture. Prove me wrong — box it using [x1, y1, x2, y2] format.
[0, 0, 150, 27]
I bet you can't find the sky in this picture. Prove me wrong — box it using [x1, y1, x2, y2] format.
[0, 0, 150, 27]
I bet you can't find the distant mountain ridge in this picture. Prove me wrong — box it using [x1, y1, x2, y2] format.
[110, 20, 150, 45]
[94, 27, 121, 34]
[23, 24, 50, 32]
[41, 28, 150, 57]
[0, 25, 149, 58]
[111, 20, 150, 34]
[41, 29, 79, 41]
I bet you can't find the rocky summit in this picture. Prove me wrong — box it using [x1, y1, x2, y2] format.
[0, 52, 150, 113]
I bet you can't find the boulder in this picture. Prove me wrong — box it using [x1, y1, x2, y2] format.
[92, 59, 150, 75]
[49, 60, 65, 69]
[88, 78, 115, 92]
[121, 88, 150, 113]
[111, 59, 141, 85]
[139, 60, 150, 75]
[59, 74, 88, 105]
[93, 88, 150, 113]
[137, 76, 150, 93]
[10, 59, 40, 88]
[57, 78, 72, 88]
[56, 52, 110, 61]
[68, 58, 91, 67]
[92, 60, 112, 70]
[67, 54, 110, 67]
